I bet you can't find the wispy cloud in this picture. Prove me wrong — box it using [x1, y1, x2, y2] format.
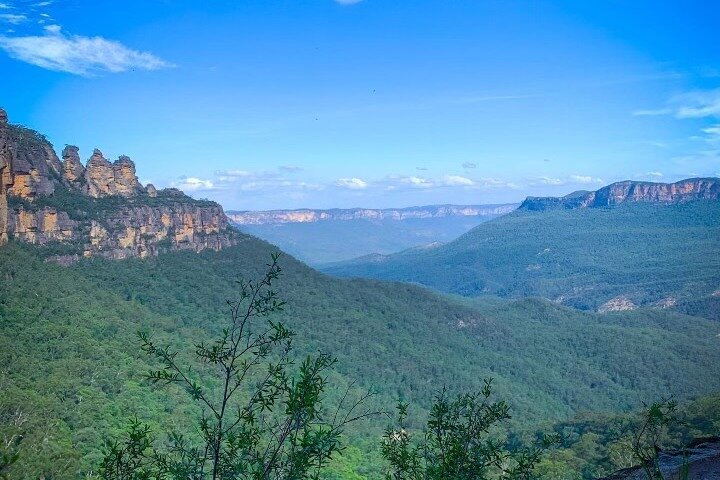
[462, 162, 477, 169]
[673, 89, 720, 119]
[536, 176, 563, 185]
[569, 174, 604, 184]
[173, 177, 216, 192]
[0, 13, 26, 24]
[279, 165, 303, 172]
[701, 124, 720, 143]
[532, 175, 603, 187]
[443, 175, 474, 186]
[335, 177, 368, 189]
[398, 176, 433, 188]
[634, 88, 720, 119]
[0, 25, 174, 75]
[632, 108, 672, 117]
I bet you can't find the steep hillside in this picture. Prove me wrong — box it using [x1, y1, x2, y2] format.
[520, 178, 720, 210]
[0, 109, 237, 260]
[229, 204, 516, 264]
[322, 195, 720, 314]
[3, 240, 720, 477]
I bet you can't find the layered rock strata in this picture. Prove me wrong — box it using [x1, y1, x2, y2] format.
[0, 108, 238, 259]
[521, 178, 720, 211]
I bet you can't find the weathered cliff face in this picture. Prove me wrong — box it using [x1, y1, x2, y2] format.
[601, 437, 720, 480]
[520, 178, 720, 211]
[83, 149, 144, 198]
[0, 108, 239, 260]
[0, 111, 61, 200]
[61, 145, 85, 184]
[228, 203, 518, 225]
[84, 203, 235, 259]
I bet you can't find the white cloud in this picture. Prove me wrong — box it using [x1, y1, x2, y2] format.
[673, 89, 720, 119]
[0, 13, 26, 24]
[401, 176, 433, 188]
[634, 89, 720, 119]
[702, 124, 720, 142]
[477, 177, 519, 189]
[442, 175, 474, 186]
[0, 4, 13, 9]
[532, 175, 603, 187]
[462, 162, 477, 169]
[569, 174, 604, 184]
[336, 177, 368, 189]
[173, 177, 215, 192]
[0, 25, 173, 75]
[645, 171, 663, 178]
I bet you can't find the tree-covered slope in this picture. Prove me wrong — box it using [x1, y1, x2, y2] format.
[2, 236, 720, 477]
[322, 201, 720, 313]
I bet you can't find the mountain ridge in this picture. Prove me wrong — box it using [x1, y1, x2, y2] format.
[322, 197, 720, 315]
[227, 203, 518, 225]
[0, 108, 238, 260]
[520, 177, 720, 211]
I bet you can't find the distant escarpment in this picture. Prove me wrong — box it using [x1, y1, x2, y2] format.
[0, 108, 238, 260]
[520, 178, 720, 211]
[228, 204, 518, 225]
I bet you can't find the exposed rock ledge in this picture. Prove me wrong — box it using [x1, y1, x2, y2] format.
[601, 437, 720, 480]
[0, 108, 239, 260]
[520, 178, 720, 211]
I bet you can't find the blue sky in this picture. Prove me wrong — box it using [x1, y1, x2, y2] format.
[1, 0, 719, 209]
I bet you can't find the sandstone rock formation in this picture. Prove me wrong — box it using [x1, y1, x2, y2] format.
[146, 183, 158, 198]
[0, 108, 61, 200]
[601, 437, 720, 480]
[62, 145, 85, 184]
[0, 108, 239, 260]
[520, 178, 720, 211]
[598, 296, 637, 313]
[83, 149, 144, 198]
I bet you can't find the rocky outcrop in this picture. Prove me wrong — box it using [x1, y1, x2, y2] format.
[228, 204, 518, 225]
[6, 206, 76, 245]
[598, 296, 637, 313]
[83, 203, 235, 259]
[83, 149, 144, 198]
[61, 145, 85, 184]
[520, 178, 720, 211]
[602, 437, 720, 480]
[0, 108, 239, 260]
[0, 110, 61, 200]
